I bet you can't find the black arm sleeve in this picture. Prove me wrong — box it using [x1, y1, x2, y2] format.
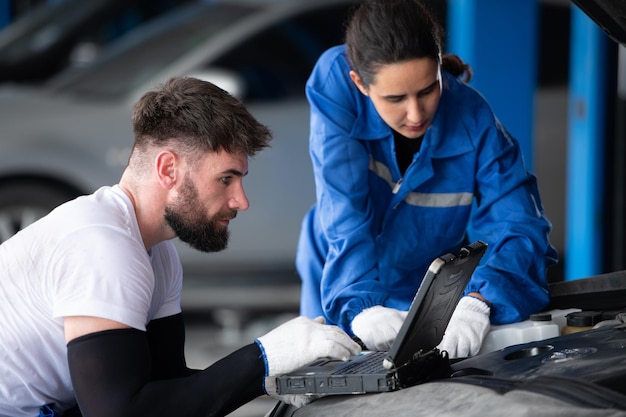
[67, 327, 265, 417]
[146, 313, 197, 379]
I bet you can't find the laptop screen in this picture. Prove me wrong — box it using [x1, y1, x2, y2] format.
[386, 241, 487, 368]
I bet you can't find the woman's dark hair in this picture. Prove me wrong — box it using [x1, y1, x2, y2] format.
[345, 0, 472, 86]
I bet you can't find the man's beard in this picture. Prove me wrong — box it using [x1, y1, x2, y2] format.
[164, 177, 236, 253]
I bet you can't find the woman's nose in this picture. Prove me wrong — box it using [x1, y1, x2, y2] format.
[406, 97, 423, 122]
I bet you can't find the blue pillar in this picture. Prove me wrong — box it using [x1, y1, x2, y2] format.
[0, 0, 10, 28]
[564, 6, 610, 280]
[447, 0, 538, 172]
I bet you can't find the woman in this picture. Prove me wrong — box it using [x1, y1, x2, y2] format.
[296, 0, 558, 358]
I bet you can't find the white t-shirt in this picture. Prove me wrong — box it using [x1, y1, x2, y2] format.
[0, 185, 183, 417]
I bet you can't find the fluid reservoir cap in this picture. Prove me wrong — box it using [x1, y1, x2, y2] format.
[529, 313, 553, 322]
[565, 311, 603, 327]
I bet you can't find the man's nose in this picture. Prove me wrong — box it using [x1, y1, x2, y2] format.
[230, 185, 249, 211]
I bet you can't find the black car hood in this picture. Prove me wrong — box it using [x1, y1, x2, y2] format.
[572, 0, 626, 45]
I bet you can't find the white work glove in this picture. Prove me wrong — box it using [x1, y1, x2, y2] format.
[437, 296, 491, 358]
[256, 315, 361, 375]
[256, 316, 361, 407]
[351, 306, 408, 351]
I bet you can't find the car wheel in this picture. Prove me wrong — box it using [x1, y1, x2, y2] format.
[0, 180, 80, 243]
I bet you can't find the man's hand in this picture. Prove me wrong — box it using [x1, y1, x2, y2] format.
[255, 316, 361, 408]
[256, 316, 361, 376]
[437, 296, 491, 358]
[351, 306, 408, 351]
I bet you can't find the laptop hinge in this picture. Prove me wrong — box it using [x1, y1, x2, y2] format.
[395, 348, 452, 389]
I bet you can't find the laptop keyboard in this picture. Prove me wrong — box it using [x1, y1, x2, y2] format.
[335, 351, 388, 375]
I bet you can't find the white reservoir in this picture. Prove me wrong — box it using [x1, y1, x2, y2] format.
[478, 308, 581, 354]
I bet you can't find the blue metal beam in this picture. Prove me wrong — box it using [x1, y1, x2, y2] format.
[447, 0, 539, 172]
[565, 6, 611, 280]
[0, 0, 10, 28]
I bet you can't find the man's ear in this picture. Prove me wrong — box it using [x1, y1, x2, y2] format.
[155, 150, 178, 190]
[349, 70, 369, 96]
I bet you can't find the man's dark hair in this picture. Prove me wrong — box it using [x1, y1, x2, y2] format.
[131, 76, 271, 161]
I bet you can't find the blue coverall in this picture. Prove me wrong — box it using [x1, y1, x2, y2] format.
[296, 45, 559, 335]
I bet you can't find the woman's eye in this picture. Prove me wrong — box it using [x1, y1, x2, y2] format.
[387, 96, 404, 103]
[418, 87, 435, 98]
[418, 81, 439, 97]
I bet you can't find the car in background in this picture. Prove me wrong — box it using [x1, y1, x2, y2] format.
[0, 0, 361, 308]
[0, 0, 198, 83]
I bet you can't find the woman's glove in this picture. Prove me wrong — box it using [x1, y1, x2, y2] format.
[437, 296, 491, 358]
[351, 306, 408, 351]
